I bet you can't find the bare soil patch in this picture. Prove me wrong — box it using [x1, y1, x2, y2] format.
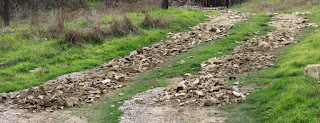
[119, 87, 226, 123]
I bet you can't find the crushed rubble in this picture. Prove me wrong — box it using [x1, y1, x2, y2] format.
[0, 10, 248, 111]
[156, 12, 318, 106]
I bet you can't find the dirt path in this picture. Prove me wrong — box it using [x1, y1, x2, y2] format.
[118, 12, 317, 123]
[119, 78, 226, 123]
[0, 107, 86, 123]
[0, 10, 249, 123]
[119, 88, 225, 123]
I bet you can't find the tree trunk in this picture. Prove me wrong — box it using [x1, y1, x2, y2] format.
[3, 0, 10, 26]
[161, 0, 169, 9]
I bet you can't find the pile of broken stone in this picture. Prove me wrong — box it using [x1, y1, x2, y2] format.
[0, 10, 248, 112]
[156, 12, 318, 106]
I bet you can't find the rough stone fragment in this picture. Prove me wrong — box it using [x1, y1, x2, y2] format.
[115, 75, 126, 81]
[137, 45, 144, 54]
[66, 101, 74, 107]
[232, 91, 241, 97]
[101, 79, 111, 84]
[305, 64, 320, 80]
[178, 60, 185, 64]
[194, 90, 204, 96]
[204, 97, 220, 106]
[0, 108, 7, 112]
[176, 81, 187, 91]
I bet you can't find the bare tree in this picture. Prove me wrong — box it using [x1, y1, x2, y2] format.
[1, 0, 10, 26]
[161, 0, 168, 9]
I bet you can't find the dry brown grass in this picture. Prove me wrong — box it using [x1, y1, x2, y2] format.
[143, 12, 168, 29]
[110, 0, 161, 14]
[0, 0, 161, 47]
[240, 0, 320, 12]
[89, 23, 109, 38]
[47, 8, 65, 35]
[56, 8, 65, 31]
[108, 16, 140, 37]
[64, 30, 84, 44]
[62, 29, 104, 46]
[46, 10, 141, 46]
[122, 16, 140, 35]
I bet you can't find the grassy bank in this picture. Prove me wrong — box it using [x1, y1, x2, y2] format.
[219, 10, 320, 123]
[0, 8, 212, 93]
[72, 13, 275, 123]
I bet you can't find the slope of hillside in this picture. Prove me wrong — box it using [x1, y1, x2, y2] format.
[0, 8, 213, 93]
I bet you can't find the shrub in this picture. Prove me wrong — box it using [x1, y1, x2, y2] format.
[108, 15, 140, 37]
[142, 12, 168, 29]
[64, 30, 84, 44]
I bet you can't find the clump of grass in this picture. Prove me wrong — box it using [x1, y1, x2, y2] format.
[46, 10, 66, 39]
[63, 30, 84, 44]
[49, 11, 107, 47]
[60, 29, 104, 48]
[108, 15, 140, 37]
[122, 15, 140, 35]
[142, 12, 168, 29]
[89, 23, 109, 38]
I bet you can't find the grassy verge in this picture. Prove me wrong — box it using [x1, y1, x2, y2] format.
[0, 8, 212, 93]
[71, 13, 275, 123]
[219, 10, 320, 123]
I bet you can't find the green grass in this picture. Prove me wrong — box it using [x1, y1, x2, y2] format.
[0, 8, 212, 93]
[219, 10, 320, 123]
[71, 13, 275, 123]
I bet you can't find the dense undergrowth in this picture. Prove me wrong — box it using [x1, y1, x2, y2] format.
[71, 13, 275, 123]
[0, 8, 211, 93]
[219, 3, 320, 123]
